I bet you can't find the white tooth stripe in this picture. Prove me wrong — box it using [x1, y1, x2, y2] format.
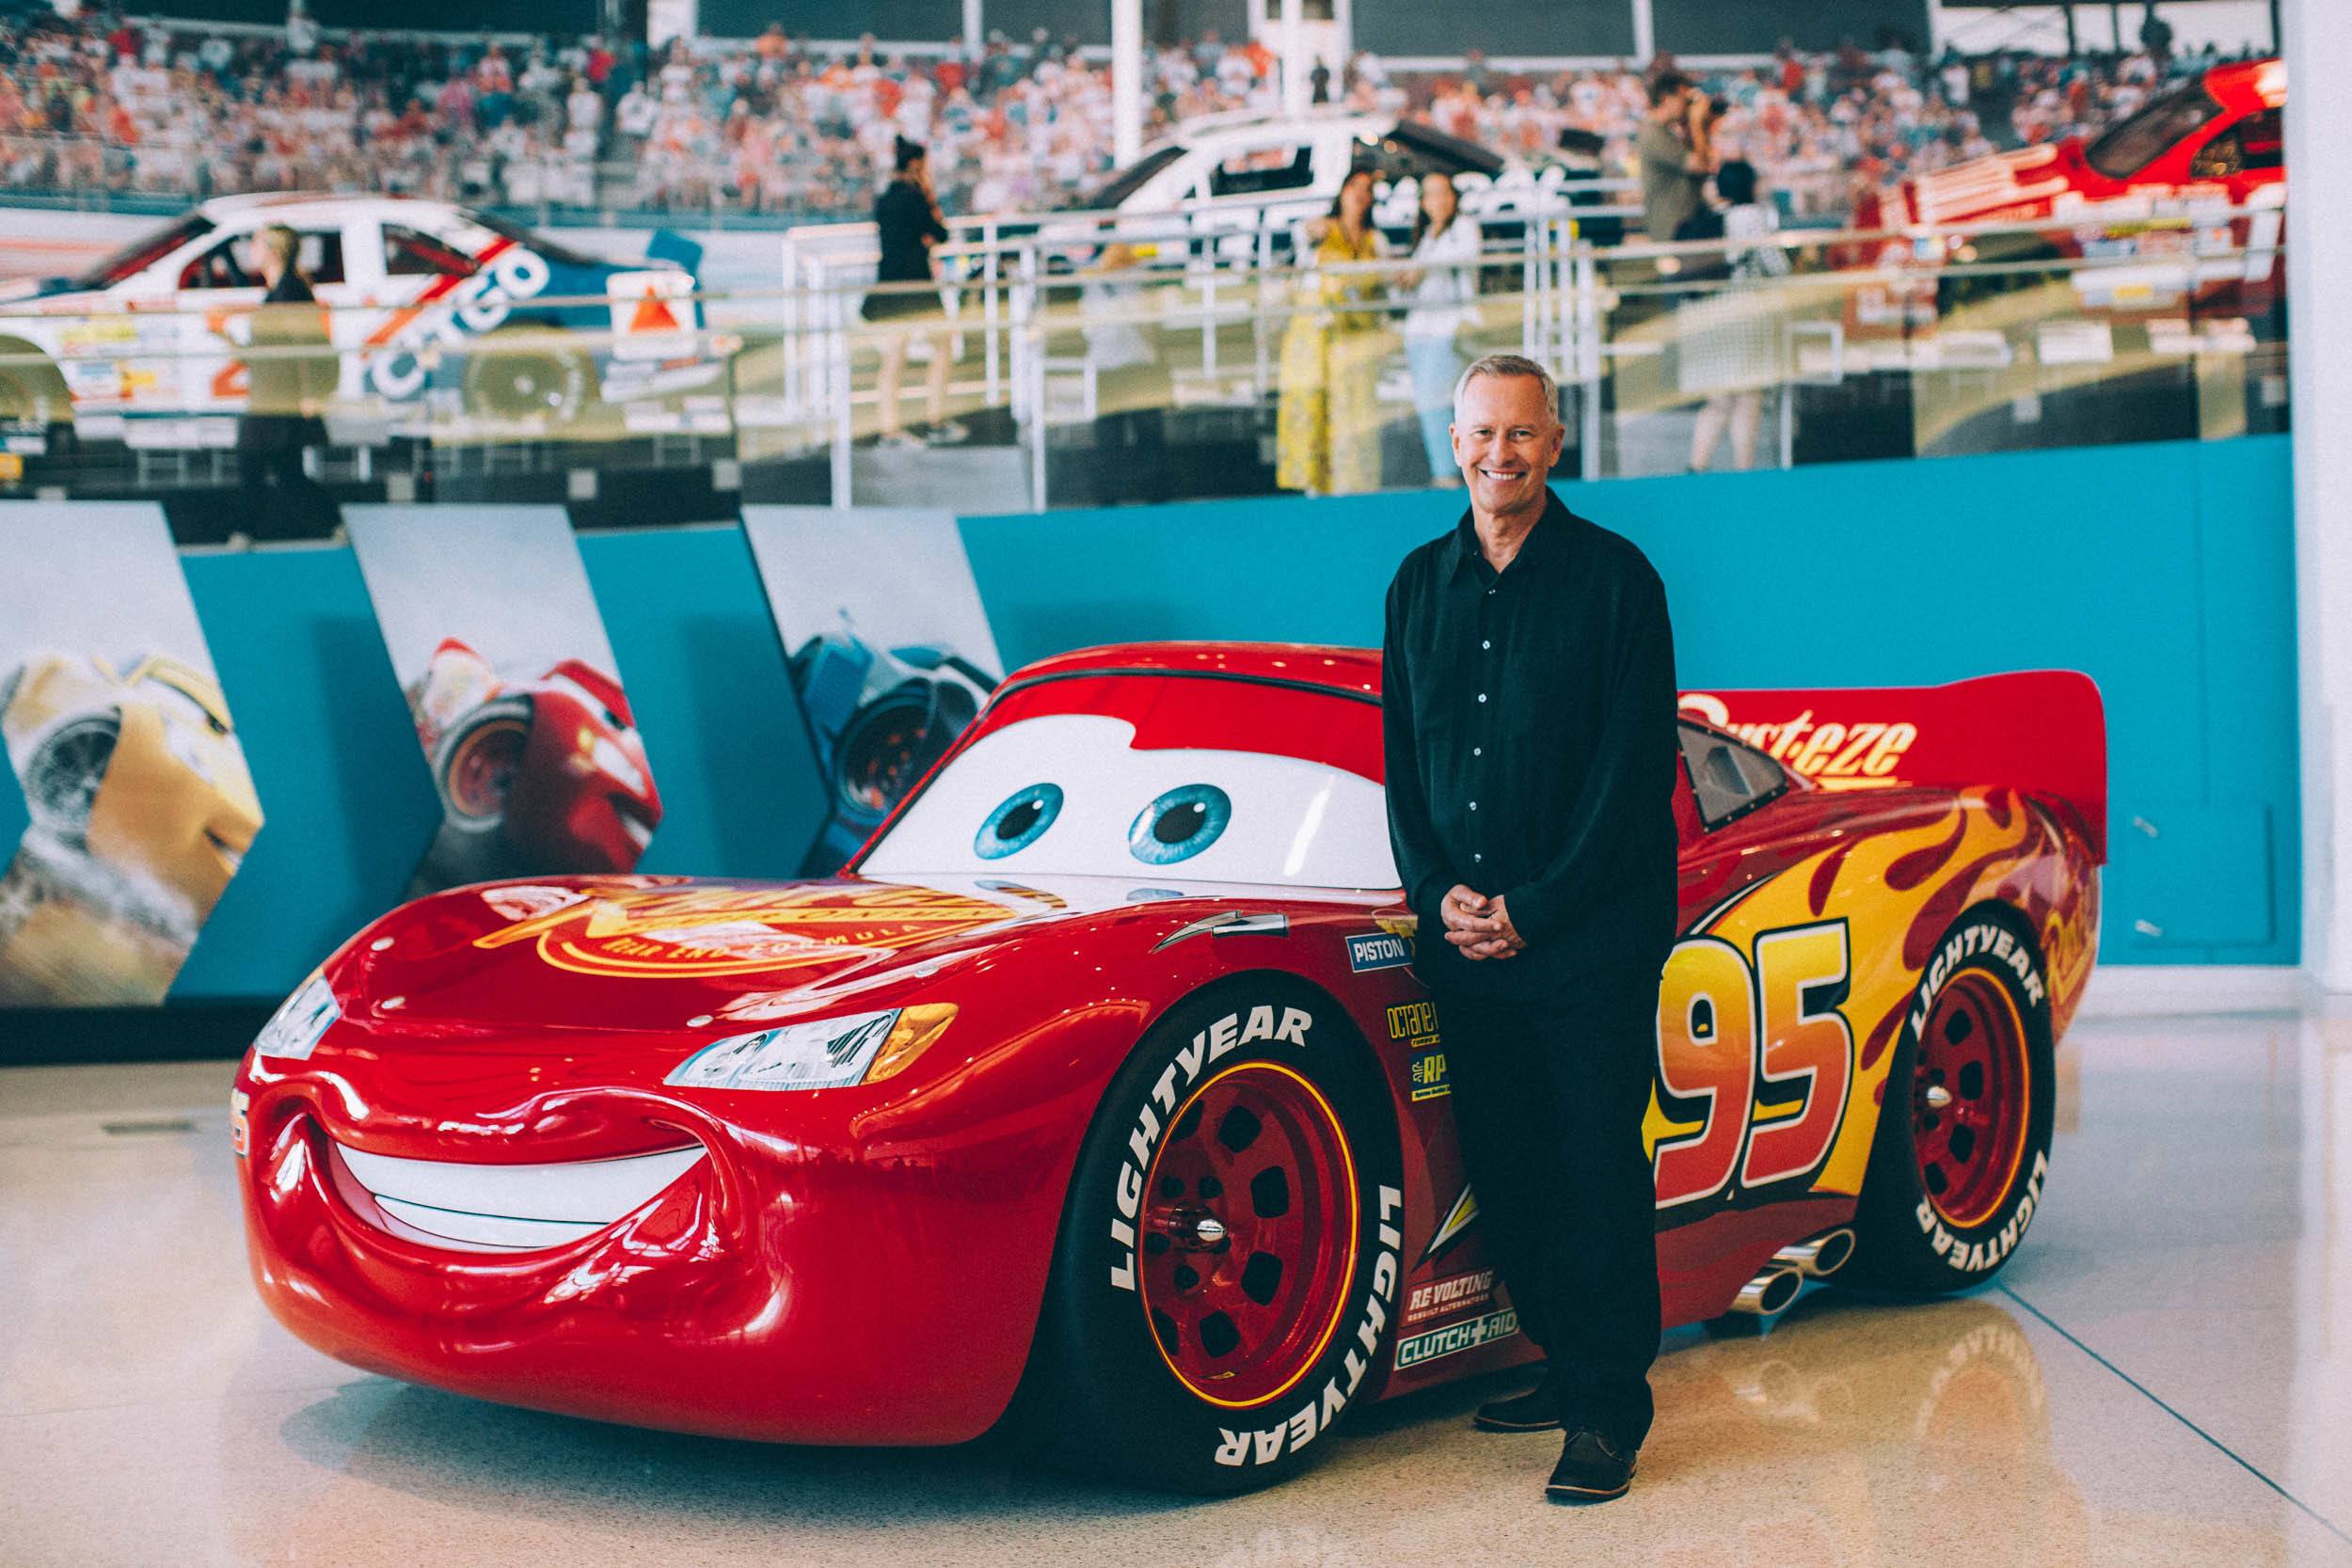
[370, 1197, 610, 1253]
[337, 1141, 705, 1239]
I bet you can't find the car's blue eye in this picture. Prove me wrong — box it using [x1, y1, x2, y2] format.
[1129, 784, 1231, 865]
[975, 784, 1062, 860]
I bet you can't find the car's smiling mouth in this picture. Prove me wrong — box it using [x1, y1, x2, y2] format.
[327, 1137, 707, 1253]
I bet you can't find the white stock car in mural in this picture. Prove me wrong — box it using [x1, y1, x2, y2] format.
[0, 193, 717, 441]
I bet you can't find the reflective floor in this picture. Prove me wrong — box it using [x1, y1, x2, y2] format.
[4, 1001, 2348, 1568]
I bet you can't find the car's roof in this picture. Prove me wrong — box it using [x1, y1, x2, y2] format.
[193, 192, 465, 225]
[1146, 111, 1393, 160]
[2203, 56, 2284, 112]
[1006, 641, 1384, 700]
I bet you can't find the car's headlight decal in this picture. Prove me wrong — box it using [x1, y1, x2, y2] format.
[254, 972, 339, 1061]
[663, 1004, 957, 1093]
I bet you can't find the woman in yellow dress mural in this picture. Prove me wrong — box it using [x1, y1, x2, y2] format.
[1276, 166, 1393, 496]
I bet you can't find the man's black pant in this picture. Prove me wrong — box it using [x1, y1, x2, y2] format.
[1438, 974, 1661, 1450]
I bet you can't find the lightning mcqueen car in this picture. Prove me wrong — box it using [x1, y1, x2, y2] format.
[235, 644, 2103, 1493]
[0, 193, 711, 438]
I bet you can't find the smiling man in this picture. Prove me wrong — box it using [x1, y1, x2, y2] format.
[1379, 354, 1680, 1503]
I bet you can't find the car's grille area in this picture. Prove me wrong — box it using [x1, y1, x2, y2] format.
[330, 1138, 707, 1253]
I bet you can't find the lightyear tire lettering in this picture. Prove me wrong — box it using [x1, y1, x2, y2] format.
[1016, 974, 1404, 1495]
[1846, 905, 2057, 1293]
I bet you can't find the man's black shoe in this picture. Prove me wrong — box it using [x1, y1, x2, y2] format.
[1545, 1427, 1636, 1503]
[1472, 1386, 1561, 1433]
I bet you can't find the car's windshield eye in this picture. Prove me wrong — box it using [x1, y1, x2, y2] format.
[975, 783, 1063, 860]
[1128, 784, 1231, 865]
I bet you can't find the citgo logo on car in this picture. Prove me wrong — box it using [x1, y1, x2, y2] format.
[1394, 1307, 1519, 1370]
[1214, 1185, 1404, 1467]
[1346, 931, 1413, 973]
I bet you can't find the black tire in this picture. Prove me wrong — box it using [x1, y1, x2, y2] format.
[0, 338, 70, 429]
[1015, 974, 1406, 1494]
[24, 714, 119, 840]
[462, 325, 593, 422]
[1845, 904, 2057, 1294]
[431, 696, 533, 834]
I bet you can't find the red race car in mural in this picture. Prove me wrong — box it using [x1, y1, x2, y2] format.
[235, 643, 2103, 1493]
[405, 636, 661, 882]
[1851, 56, 2284, 326]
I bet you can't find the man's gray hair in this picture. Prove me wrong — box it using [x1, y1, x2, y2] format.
[1452, 353, 1561, 422]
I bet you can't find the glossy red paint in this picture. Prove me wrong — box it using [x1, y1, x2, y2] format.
[237, 641, 2102, 1448]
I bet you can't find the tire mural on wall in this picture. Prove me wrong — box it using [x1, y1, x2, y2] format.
[346, 505, 661, 896]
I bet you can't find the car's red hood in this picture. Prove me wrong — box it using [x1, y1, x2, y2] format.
[325, 872, 1383, 1042]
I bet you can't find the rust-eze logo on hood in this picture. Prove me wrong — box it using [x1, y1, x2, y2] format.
[470, 883, 1017, 978]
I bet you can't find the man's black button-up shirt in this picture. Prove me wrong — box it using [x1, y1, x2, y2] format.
[1381, 490, 1680, 998]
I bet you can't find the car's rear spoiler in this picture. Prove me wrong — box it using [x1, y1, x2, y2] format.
[1677, 671, 2106, 863]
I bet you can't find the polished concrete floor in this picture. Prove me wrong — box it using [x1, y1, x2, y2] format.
[4, 1002, 2348, 1568]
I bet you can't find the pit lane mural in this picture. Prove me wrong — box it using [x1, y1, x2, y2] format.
[0, 502, 260, 1006]
[345, 504, 660, 895]
[740, 507, 1002, 877]
[237, 646, 2103, 1494]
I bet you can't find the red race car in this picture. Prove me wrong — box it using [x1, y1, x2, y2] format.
[236, 643, 2103, 1493]
[405, 636, 662, 878]
[1851, 57, 2284, 326]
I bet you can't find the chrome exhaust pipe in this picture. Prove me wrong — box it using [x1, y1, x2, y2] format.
[1772, 1227, 1857, 1280]
[1729, 1266, 1804, 1317]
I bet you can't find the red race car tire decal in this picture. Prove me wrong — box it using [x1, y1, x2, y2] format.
[1015, 974, 1403, 1495]
[1845, 905, 2056, 1292]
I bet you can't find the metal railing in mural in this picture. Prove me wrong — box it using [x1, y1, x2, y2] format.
[0, 200, 2289, 517]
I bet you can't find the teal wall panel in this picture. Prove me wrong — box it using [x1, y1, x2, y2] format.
[150, 434, 2298, 999]
[173, 548, 442, 998]
[577, 525, 823, 880]
[961, 436, 2301, 967]
[0, 723, 24, 870]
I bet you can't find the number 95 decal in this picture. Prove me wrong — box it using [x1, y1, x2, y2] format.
[1653, 919, 1853, 1212]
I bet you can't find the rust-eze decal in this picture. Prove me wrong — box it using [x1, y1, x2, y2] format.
[472, 883, 1016, 978]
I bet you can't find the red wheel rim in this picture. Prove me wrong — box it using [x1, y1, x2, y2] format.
[446, 719, 527, 819]
[1137, 1062, 1358, 1409]
[1913, 970, 2031, 1229]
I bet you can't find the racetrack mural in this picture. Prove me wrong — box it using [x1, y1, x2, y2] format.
[346, 503, 661, 896]
[0, 500, 262, 1006]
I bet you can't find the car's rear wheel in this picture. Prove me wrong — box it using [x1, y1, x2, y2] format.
[1014, 975, 1405, 1494]
[1846, 905, 2056, 1293]
[462, 325, 593, 423]
[432, 697, 532, 832]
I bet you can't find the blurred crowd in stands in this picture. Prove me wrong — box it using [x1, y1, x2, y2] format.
[0, 5, 2266, 224]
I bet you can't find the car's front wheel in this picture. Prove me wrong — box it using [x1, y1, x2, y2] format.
[1015, 974, 1406, 1494]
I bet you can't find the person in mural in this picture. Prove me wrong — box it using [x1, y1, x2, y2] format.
[863, 136, 970, 451]
[230, 224, 338, 542]
[1275, 166, 1392, 496]
[1402, 172, 1480, 489]
[1379, 353, 1679, 1504]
